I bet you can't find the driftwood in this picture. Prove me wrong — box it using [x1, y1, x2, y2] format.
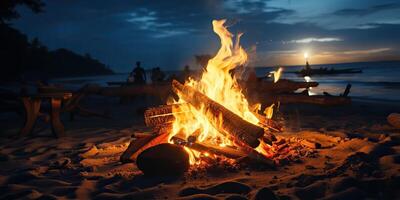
[264, 94, 351, 105]
[244, 79, 318, 94]
[172, 80, 267, 148]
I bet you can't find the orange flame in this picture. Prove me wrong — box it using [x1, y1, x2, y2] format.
[169, 19, 270, 164]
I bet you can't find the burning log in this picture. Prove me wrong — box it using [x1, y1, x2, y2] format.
[120, 132, 169, 163]
[144, 104, 180, 127]
[236, 141, 275, 167]
[171, 136, 247, 159]
[172, 80, 266, 148]
[254, 113, 283, 132]
[144, 104, 283, 136]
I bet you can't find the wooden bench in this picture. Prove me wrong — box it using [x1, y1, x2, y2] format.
[20, 92, 72, 137]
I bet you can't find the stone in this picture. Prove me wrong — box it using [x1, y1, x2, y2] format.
[136, 143, 189, 176]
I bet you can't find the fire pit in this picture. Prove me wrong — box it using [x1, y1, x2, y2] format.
[121, 19, 317, 174]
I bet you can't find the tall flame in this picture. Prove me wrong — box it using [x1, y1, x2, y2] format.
[170, 19, 265, 164]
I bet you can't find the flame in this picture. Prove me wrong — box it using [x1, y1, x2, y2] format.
[169, 19, 271, 164]
[271, 67, 283, 83]
[264, 104, 275, 119]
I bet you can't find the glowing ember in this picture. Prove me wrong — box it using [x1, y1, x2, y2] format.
[168, 19, 272, 165]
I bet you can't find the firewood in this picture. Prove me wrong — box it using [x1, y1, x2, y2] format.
[254, 113, 283, 132]
[236, 141, 275, 167]
[172, 80, 267, 148]
[144, 104, 180, 127]
[120, 132, 169, 163]
[144, 104, 280, 145]
[171, 136, 247, 159]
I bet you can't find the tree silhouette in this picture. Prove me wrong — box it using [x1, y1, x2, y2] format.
[0, 0, 44, 24]
[0, 0, 114, 82]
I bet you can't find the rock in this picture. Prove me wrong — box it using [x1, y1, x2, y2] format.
[387, 113, 400, 128]
[136, 143, 189, 176]
[254, 187, 278, 200]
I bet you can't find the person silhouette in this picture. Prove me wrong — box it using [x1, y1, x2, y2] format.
[151, 67, 166, 84]
[132, 61, 146, 84]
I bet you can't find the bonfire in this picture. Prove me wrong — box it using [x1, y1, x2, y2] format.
[120, 19, 320, 173]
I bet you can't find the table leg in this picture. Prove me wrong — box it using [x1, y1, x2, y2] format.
[20, 97, 41, 136]
[50, 98, 65, 137]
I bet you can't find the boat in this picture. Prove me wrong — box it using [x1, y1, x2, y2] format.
[295, 61, 362, 76]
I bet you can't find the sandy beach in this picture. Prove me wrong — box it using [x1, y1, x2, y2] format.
[1, 96, 399, 200]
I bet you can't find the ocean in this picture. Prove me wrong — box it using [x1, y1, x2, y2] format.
[52, 61, 400, 102]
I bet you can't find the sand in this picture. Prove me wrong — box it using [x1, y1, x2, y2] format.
[1, 96, 400, 199]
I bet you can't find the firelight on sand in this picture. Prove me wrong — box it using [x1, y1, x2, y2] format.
[168, 19, 272, 165]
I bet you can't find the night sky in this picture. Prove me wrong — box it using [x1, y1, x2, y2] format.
[13, 0, 400, 72]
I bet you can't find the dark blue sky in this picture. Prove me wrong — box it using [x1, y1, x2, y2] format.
[13, 0, 400, 72]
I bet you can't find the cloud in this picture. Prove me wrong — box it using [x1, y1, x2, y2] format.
[333, 3, 400, 16]
[287, 37, 343, 44]
[125, 8, 189, 38]
[343, 48, 391, 55]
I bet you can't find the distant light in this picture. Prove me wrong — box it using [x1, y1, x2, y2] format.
[304, 52, 309, 59]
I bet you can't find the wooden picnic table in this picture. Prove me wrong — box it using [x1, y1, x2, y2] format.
[20, 92, 72, 137]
